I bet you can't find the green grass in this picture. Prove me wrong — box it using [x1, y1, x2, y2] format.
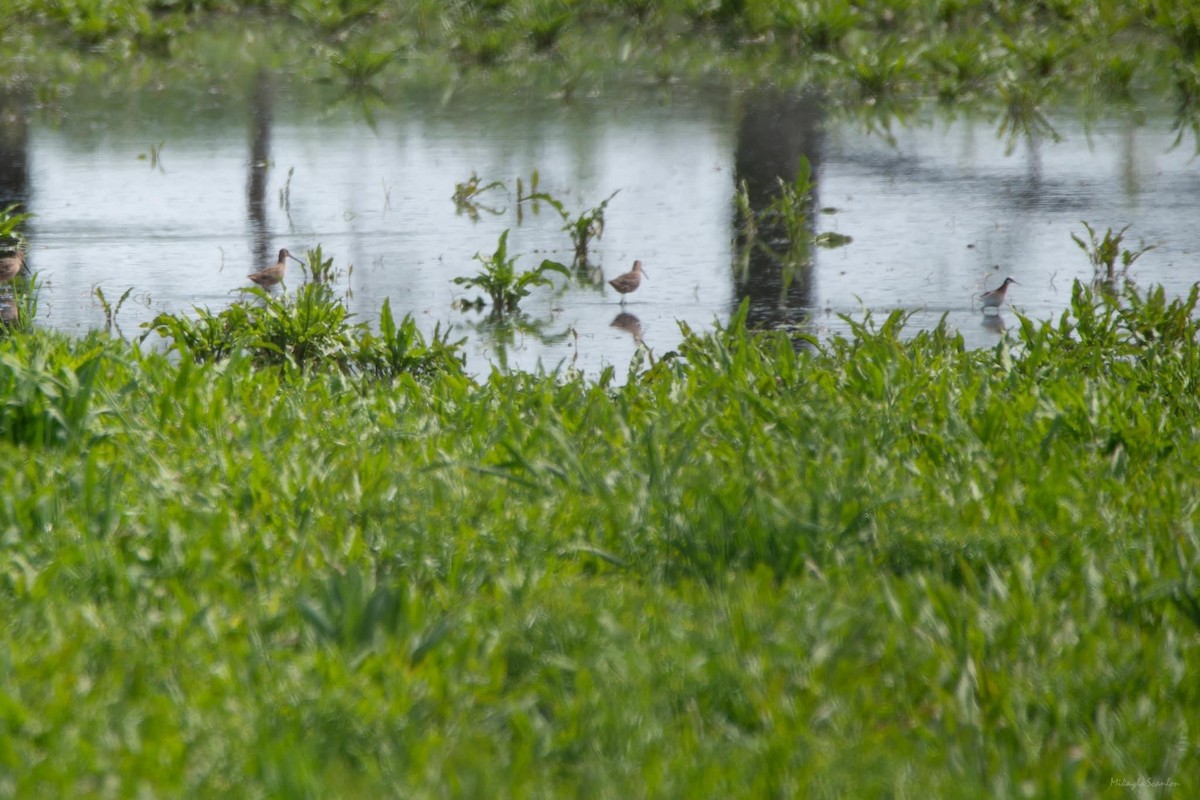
[1, 5, 1196, 795]
[0, 282, 1195, 796]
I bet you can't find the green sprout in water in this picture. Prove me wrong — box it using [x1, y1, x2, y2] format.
[1072, 221, 1155, 288]
[733, 178, 757, 285]
[453, 172, 507, 221]
[515, 170, 541, 225]
[733, 159, 850, 297]
[136, 142, 165, 172]
[453, 229, 568, 316]
[523, 188, 619, 267]
[759, 156, 817, 267]
[94, 286, 135, 336]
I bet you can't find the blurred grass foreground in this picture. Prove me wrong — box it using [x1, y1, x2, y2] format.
[0, 281, 1194, 795]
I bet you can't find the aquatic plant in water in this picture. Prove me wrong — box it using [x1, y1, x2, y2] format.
[1072, 221, 1154, 288]
[758, 156, 816, 267]
[453, 172, 506, 221]
[523, 188, 620, 267]
[453, 229, 568, 316]
[460, 172, 618, 268]
[93, 286, 134, 335]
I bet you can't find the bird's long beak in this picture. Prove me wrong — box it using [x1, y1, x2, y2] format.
[288, 252, 306, 264]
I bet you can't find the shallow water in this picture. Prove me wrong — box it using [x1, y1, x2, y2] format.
[2, 80, 1196, 376]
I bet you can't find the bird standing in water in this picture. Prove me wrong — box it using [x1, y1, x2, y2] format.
[608, 260, 646, 304]
[979, 277, 1017, 313]
[249, 248, 304, 287]
[0, 249, 24, 283]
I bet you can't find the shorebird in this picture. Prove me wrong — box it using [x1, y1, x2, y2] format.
[978, 277, 1017, 313]
[608, 260, 646, 304]
[0, 249, 24, 283]
[248, 248, 304, 287]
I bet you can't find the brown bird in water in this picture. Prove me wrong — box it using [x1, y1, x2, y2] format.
[978, 276, 1017, 313]
[0, 249, 25, 283]
[608, 259, 646, 304]
[248, 248, 304, 287]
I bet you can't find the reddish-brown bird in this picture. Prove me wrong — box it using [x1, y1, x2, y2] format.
[608, 260, 646, 304]
[0, 249, 24, 283]
[978, 276, 1017, 313]
[248, 248, 304, 287]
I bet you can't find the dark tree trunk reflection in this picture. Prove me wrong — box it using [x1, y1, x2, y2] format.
[0, 85, 31, 212]
[732, 88, 824, 330]
[0, 85, 30, 322]
[248, 71, 274, 272]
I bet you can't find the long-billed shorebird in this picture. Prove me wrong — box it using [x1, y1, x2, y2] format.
[0, 249, 24, 283]
[608, 259, 646, 304]
[248, 248, 304, 287]
[978, 276, 1017, 313]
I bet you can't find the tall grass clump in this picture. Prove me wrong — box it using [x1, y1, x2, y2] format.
[0, 333, 117, 447]
[144, 280, 464, 379]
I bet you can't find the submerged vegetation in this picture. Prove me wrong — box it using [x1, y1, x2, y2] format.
[0, 282, 1196, 794]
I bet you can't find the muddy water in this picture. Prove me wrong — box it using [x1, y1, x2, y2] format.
[1, 81, 1195, 376]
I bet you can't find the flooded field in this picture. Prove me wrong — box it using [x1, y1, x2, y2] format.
[2, 81, 1197, 375]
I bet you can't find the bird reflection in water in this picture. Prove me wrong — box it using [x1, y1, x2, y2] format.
[610, 312, 643, 344]
[981, 312, 1006, 334]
